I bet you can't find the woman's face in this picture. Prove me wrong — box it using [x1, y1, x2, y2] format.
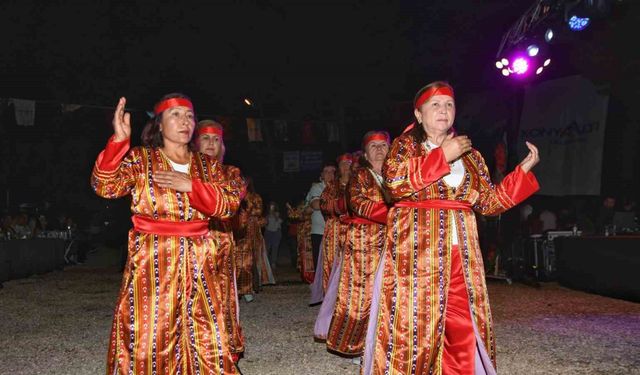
[197, 130, 222, 159]
[321, 166, 336, 183]
[160, 106, 196, 146]
[338, 160, 352, 176]
[364, 140, 389, 164]
[414, 94, 455, 136]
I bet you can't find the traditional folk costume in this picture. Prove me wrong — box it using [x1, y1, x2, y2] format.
[326, 148, 389, 356]
[319, 169, 350, 292]
[233, 203, 254, 297]
[287, 202, 315, 284]
[246, 192, 276, 286]
[209, 165, 246, 358]
[92, 98, 243, 374]
[364, 124, 539, 374]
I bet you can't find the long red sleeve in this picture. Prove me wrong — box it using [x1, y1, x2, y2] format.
[187, 178, 224, 217]
[408, 147, 451, 191]
[499, 165, 540, 205]
[95, 135, 130, 172]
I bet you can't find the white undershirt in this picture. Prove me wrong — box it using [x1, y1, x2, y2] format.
[169, 160, 190, 174]
[425, 141, 465, 245]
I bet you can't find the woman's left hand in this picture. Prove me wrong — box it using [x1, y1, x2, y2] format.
[155, 171, 192, 192]
[519, 141, 540, 173]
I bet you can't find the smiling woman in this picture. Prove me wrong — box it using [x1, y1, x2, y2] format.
[90, 94, 245, 374]
[364, 81, 541, 375]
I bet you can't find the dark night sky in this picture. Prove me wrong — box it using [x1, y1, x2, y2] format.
[0, 0, 638, 211]
[1, 0, 542, 119]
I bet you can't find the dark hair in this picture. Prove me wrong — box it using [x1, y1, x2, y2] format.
[141, 93, 197, 150]
[410, 81, 454, 144]
[359, 156, 372, 170]
[322, 162, 337, 171]
[245, 176, 255, 194]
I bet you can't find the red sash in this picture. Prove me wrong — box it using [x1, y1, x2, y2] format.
[132, 215, 209, 236]
[395, 199, 472, 211]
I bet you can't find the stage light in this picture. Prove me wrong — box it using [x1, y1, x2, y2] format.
[544, 58, 551, 67]
[568, 15, 590, 31]
[527, 44, 540, 57]
[544, 28, 554, 42]
[244, 98, 253, 106]
[496, 61, 504, 69]
[501, 58, 509, 66]
[536, 67, 544, 75]
[502, 69, 510, 76]
[512, 57, 529, 75]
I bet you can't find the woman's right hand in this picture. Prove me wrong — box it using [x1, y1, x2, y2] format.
[112, 97, 131, 142]
[440, 132, 472, 162]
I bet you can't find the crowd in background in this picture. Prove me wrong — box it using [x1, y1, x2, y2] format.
[518, 195, 639, 236]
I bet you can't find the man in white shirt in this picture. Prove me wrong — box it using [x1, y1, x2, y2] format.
[305, 164, 336, 267]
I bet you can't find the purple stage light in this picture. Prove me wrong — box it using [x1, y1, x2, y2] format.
[512, 57, 529, 75]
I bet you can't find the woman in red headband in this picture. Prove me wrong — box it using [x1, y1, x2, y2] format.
[324, 131, 391, 362]
[364, 82, 540, 375]
[318, 153, 353, 292]
[245, 176, 276, 289]
[195, 119, 247, 365]
[91, 95, 244, 374]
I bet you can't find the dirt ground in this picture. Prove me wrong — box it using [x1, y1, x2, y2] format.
[1, 247, 639, 375]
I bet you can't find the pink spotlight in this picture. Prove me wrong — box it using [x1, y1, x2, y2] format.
[512, 57, 529, 75]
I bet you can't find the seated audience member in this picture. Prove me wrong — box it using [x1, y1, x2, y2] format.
[595, 196, 616, 233]
[539, 207, 557, 232]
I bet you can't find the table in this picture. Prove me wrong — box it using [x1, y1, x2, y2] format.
[0, 239, 66, 282]
[554, 236, 640, 302]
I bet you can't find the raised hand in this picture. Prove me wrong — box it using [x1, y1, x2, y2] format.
[112, 97, 131, 142]
[440, 132, 472, 163]
[519, 141, 540, 173]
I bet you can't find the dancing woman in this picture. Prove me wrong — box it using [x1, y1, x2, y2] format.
[91, 95, 242, 374]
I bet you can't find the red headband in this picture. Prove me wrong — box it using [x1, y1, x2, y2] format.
[337, 154, 353, 164]
[154, 98, 194, 115]
[414, 86, 454, 109]
[363, 133, 390, 147]
[197, 127, 223, 138]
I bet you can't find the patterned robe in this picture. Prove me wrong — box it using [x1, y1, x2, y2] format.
[233, 205, 254, 296]
[326, 167, 388, 355]
[209, 165, 246, 355]
[287, 203, 314, 284]
[246, 192, 275, 286]
[369, 133, 539, 374]
[91, 138, 242, 375]
[319, 179, 349, 291]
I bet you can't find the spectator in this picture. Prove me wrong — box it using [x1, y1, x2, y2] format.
[306, 163, 336, 267]
[595, 196, 616, 234]
[13, 213, 31, 239]
[1, 213, 16, 239]
[539, 206, 557, 232]
[264, 201, 283, 270]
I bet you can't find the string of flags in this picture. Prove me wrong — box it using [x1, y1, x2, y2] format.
[0, 97, 343, 143]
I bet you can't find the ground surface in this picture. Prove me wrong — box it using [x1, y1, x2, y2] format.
[1, 247, 638, 375]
